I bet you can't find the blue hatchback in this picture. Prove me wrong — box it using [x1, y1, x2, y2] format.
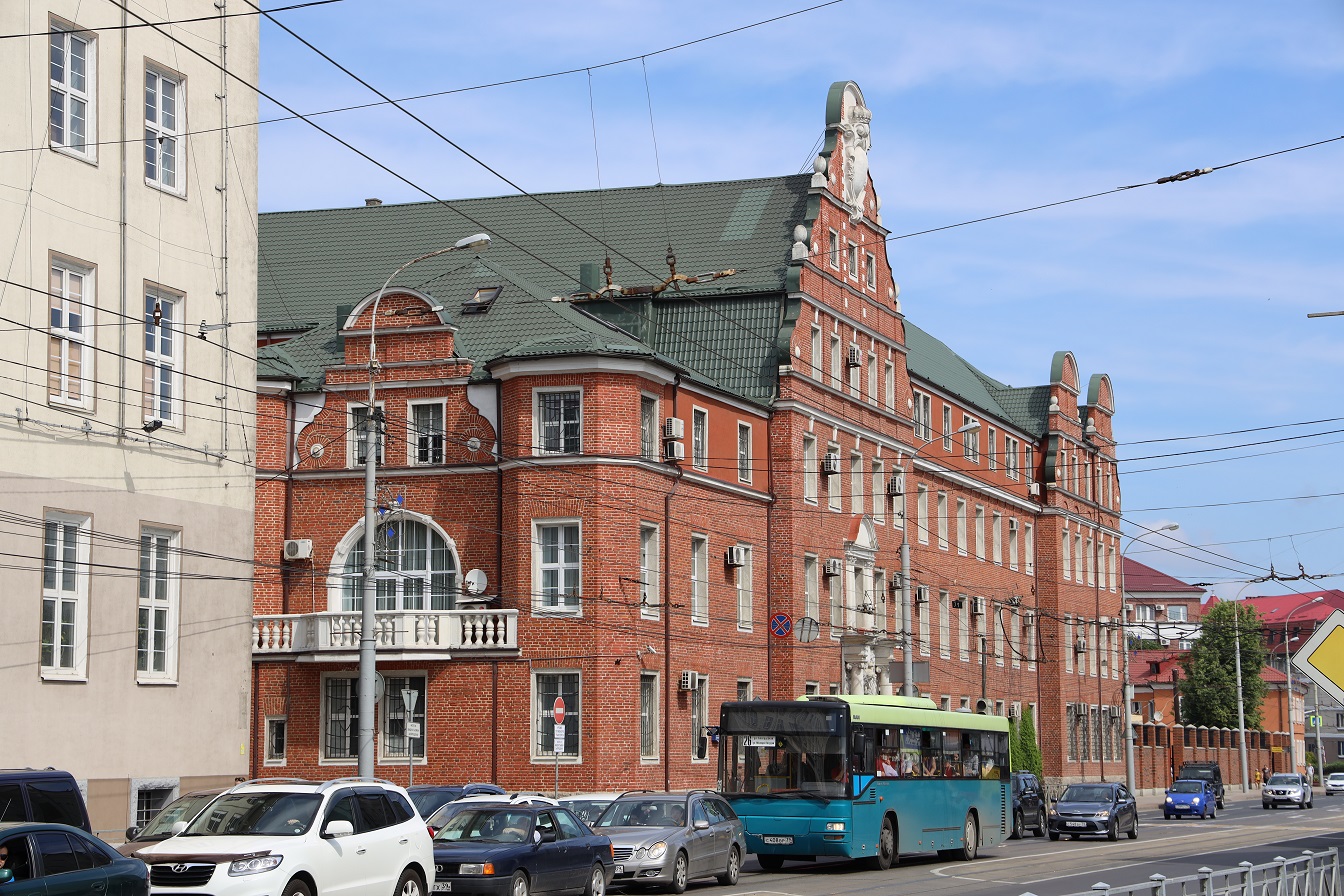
[0, 821, 149, 895]
[431, 804, 613, 896]
[1164, 779, 1217, 819]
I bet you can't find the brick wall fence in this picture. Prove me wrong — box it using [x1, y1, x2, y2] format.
[1130, 724, 1290, 793]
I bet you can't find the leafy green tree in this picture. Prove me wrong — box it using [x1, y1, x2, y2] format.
[1017, 704, 1044, 779]
[1009, 718, 1022, 771]
[1177, 601, 1268, 729]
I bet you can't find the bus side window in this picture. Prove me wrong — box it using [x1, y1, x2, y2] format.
[963, 733, 981, 778]
[920, 730, 941, 777]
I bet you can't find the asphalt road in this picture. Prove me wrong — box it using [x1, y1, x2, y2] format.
[681, 794, 1344, 896]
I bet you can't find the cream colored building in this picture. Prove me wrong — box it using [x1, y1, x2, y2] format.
[0, 2, 257, 838]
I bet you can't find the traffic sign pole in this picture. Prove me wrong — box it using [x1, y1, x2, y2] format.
[553, 697, 565, 798]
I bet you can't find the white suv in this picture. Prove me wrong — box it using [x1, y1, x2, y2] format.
[135, 777, 433, 896]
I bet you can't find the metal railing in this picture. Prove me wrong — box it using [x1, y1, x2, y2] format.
[252, 609, 519, 654]
[1033, 849, 1338, 896]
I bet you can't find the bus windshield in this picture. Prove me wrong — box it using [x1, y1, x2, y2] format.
[719, 703, 848, 798]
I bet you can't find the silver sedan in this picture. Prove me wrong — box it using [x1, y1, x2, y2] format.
[591, 792, 745, 893]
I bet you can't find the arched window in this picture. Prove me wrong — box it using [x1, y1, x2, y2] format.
[338, 518, 458, 611]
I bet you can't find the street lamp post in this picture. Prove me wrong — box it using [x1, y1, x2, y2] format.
[1282, 596, 1324, 779]
[1230, 582, 1255, 792]
[356, 233, 490, 779]
[897, 420, 980, 697]
[1118, 523, 1179, 794]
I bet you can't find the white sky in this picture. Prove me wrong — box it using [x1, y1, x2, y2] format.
[255, 0, 1344, 599]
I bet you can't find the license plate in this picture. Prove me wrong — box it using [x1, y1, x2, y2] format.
[432, 885, 452, 893]
[1066, 822, 1086, 828]
[762, 835, 794, 845]
[614, 865, 623, 875]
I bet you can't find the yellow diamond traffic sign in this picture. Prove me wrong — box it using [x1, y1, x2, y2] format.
[1291, 609, 1344, 708]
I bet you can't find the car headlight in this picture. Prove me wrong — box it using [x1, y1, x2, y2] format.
[634, 847, 647, 860]
[1192, 797, 1201, 804]
[648, 841, 667, 860]
[458, 863, 494, 876]
[1165, 797, 1173, 804]
[229, 855, 283, 876]
[1047, 808, 1057, 817]
[1095, 811, 1110, 820]
[825, 822, 846, 831]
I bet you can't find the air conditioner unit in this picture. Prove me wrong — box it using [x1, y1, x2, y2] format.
[1008, 703, 1021, 720]
[283, 539, 313, 560]
[724, 546, 746, 568]
[1108, 706, 1122, 718]
[1154, 604, 1166, 614]
[664, 440, 686, 462]
[886, 476, 903, 497]
[1074, 637, 1088, 655]
[679, 671, 697, 690]
[821, 452, 841, 476]
[823, 558, 844, 577]
[846, 346, 863, 368]
[663, 417, 684, 440]
[1027, 483, 1041, 496]
[970, 596, 986, 616]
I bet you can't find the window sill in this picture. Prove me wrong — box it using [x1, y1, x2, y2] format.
[531, 756, 582, 765]
[263, 759, 287, 767]
[690, 619, 709, 628]
[144, 179, 187, 200]
[136, 677, 178, 687]
[50, 143, 97, 166]
[533, 607, 582, 618]
[40, 670, 87, 683]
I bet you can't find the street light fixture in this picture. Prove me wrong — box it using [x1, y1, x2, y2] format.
[897, 419, 980, 696]
[357, 233, 491, 779]
[1119, 522, 1179, 794]
[1283, 596, 1324, 779]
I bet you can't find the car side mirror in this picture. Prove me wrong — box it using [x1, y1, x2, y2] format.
[171, 821, 188, 836]
[323, 819, 355, 839]
[0, 868, 13, 884]
[126, 825, 141, 841]
[538, 829, 557, 844]
[693, 819, 710, 831]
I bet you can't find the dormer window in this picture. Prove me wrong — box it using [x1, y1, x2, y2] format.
[461, 285, 502, 314]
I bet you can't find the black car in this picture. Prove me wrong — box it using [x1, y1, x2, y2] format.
[410, 783, 507, 820]
[0, 769, 92, 833]
[0, 821, 149, 895]
[431, 804, 614, 896]
[1047, 782, 1139, 841]
[1009, 771, 1046, 839]
[1176, 761, 1225, 809]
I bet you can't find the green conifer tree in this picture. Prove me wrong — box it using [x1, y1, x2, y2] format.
[1018, 704, 1045, 780]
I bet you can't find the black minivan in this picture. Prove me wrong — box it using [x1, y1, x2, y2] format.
[1177, 761, 1225, 809]
[0, 769, 92, 833]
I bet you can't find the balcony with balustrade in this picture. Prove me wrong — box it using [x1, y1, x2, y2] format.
[252, 608, 519, 660]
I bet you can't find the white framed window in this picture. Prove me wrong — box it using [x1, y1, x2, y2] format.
[639, 523, 659, 619]
[829, 334, 842, 387]
[690, 535, 708, 626]
[1075, 532, 1084, 584]
[1025, 446, 1034, 482]
[1064, 617, 1075, 673]
[938, 590, 950, 659]
[381, 674, 426, 762]
[349, 403, 384, 467]
[144, 67, 184, 193]
[942, 405, 953, 451]
[916, 484, 928, 544]
[640, 395, 659, 461]
[1134, 604, 1155, 623]
[913, 392, 932, 441]
[871, 460, 885, 523]
[962, 414, 979, 462]
[640, 673, 659, 760]
[829, 572, 842, 636]
[692, 407, 708, 471]
[847, 242, 859, 278]
[48, 258, 93, 409]
[264, 717, 287, 766]
[802, 434, 818, 504]
[988, 428, 997, 471]
[1108, 544, 1117, 591]
[690, 674, 711, 761]
[958, 596, 970, 661]
[810, 325, 823, 380]
[338, 518, 458, 611]
[1168, 605, 1188, 623]
[918, 586, 931, 656]
[1008, 518, 1019, 570]
[534, 670, 580, 760]
[321, 674, 358, 762]
[883, 360, 895, 410]
[143, 289, 183, 427]
[1085, 536, 1095, 585]
[804, 555, 819, 622]
[936, 491, 948, 550]
[866, 353, 877, 404]
[49, 23, 94, 160]
[1026, 613, 1037, 670]
[137, 527, 179, 681]
[992, 512, 1002, 565]
[956, 498, 967, 556]
[1011, 611, 1021, 669]
[849, 453, 863, 514]
[737, 422, 752, 484]
[534, 520, 581, 613]
[995, 609, 1006, 667]
[135, 785, 175, 829]
[735, 545, 753, 631]
[1062, 526, 1073, 580]
[974, 505, 985, 561]
[41, 511, 90, 679]
[827, 443, 842, 511]
[1024, 523, 1034, 574]
[828, 229, 841, 269]
[1005, 436, 1020, 480]
[847, 344, 861, 396]
[865, 252, 877, 290]
[737, 679, 753, 701]
[410, 400, 445, 465]
[535, 388, 582, 455]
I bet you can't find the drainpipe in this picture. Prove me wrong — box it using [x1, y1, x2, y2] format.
[282, 389, 296, 613]
[116, 5, 128, 435]
[494, 378, 504, 781]
[663, 374, 682, 793]
[765, 416, 773, 697]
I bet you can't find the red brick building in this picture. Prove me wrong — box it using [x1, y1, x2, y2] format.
[249, 81, 1125, 789]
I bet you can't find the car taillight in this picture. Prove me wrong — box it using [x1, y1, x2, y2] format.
[428, 826, 437, 838]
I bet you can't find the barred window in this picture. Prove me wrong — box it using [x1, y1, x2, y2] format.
[537, 390, 581, 454]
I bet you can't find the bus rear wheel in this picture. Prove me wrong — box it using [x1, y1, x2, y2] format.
[865, 816, 896, 870]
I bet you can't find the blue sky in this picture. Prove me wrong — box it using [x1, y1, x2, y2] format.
[256, 0, 1344, 599]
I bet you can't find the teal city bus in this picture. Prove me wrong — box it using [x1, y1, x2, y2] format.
[717, 694, 1010, 870]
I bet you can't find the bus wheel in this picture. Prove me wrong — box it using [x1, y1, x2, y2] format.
[866, 816, 896, 870]
[958, 814, 979, 861]
[756, 855, 784, 872]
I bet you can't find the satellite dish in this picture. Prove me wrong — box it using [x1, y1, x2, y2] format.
[464, 569, 487, 595]
[1152, 710, 1164, 723]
